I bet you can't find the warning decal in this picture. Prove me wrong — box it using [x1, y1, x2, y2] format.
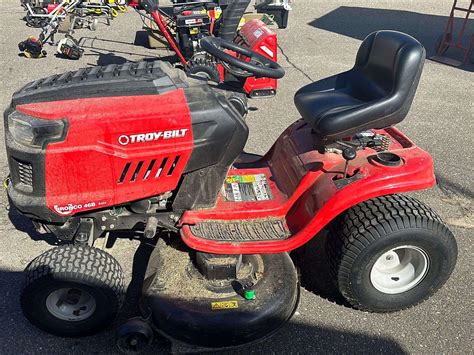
[211, 300, 239, 310]
[223, 174, 273, 202]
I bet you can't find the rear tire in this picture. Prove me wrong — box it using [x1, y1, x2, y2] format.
[21, 245, 125, 336]
[327, 194, 457, 312]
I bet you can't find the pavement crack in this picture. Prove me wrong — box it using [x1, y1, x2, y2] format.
[278, 44, 314, 82]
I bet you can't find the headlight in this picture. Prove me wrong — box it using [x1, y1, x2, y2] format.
[8, 111, 66, 148]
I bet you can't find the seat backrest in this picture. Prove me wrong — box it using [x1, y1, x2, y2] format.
[349, 30, 425, 106]
[293, 31, 425, 145]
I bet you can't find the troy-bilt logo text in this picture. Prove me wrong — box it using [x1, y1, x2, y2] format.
[118, 129, 189, 146]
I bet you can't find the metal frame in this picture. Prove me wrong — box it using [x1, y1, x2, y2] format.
[437, 0, 474, 64]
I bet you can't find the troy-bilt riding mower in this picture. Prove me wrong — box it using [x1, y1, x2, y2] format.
[5, 31, 457, 351]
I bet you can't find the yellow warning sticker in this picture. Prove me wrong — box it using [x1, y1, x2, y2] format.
[223, 174, 272, 202]
[211, 300, 239, 310]
[225, 175, 255, 183]
[241, 175, 256, 183]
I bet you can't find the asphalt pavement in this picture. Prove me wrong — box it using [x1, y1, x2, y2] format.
[0, 0, 472, 353]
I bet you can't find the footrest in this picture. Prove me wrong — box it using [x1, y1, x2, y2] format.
[189, 219, 290, 242]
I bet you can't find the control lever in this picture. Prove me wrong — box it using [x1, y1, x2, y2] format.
[342, 148, 356, 178]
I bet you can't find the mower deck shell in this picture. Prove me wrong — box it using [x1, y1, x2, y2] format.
[143, 251, 299, 348]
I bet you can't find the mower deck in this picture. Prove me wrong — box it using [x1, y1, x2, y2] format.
[180, 123, 435, 254]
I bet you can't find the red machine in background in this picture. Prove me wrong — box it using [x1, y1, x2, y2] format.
[19, 0, 283, 97]
[133, 0, 282, 97]
[236, 19, 278, 97]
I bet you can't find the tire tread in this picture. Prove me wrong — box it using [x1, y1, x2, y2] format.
[327, 194, 456, 312]
[24, 245, 124, 301]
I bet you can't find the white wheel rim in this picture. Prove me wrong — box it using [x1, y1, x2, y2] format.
[370, 245, 429, 294]
[46, 287, 97, 321]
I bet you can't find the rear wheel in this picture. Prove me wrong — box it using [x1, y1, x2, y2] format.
[21, 245, 125, 336]
[327, 194, 457, 312]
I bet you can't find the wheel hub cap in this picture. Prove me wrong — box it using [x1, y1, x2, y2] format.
[370, 245, 429, 294]
[46, 287, 96, 321]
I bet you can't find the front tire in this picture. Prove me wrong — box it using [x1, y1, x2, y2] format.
[327, 194, 457, 312]
[185, 59, 221, 83]
[21, 245, 125, 337]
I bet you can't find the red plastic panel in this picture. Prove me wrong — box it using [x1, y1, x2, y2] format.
[180, 124, 435, 254]
[16, 89, 193, 216]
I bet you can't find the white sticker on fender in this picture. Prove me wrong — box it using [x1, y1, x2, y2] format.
[259, 45, 274, 59]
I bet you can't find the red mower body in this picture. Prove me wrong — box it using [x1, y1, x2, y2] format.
[180, 123, 435, 254]
[5, 61, 434, 252]
[5, 62, 248, 226]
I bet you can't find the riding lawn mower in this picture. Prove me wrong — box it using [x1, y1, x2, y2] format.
[5, 31, 457, 352]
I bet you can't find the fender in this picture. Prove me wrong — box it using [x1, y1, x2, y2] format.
[180, 124, 435, 254]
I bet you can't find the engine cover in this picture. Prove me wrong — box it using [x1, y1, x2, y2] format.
[5, 62, 248, 222]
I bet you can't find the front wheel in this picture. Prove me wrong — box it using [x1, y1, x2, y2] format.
[185, 58, 221, 83]
[327, 194, 457, 312]
[21, 245, 125, 336]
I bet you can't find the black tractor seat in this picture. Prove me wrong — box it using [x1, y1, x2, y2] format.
[294, 30, 426, 143]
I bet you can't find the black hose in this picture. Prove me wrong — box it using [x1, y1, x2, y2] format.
[218, 0, 251, 41]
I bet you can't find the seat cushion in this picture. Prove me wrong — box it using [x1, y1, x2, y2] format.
[294, 90, 364, 134]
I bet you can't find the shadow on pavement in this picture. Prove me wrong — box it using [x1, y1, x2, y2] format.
[291, 228, 350, 307]
[91, 51, 177, 67]
[436, 173, 474, 199]
[77, 34, 176, 66]
[7, 204, 65, 246]
[309, 6, 474, 72]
